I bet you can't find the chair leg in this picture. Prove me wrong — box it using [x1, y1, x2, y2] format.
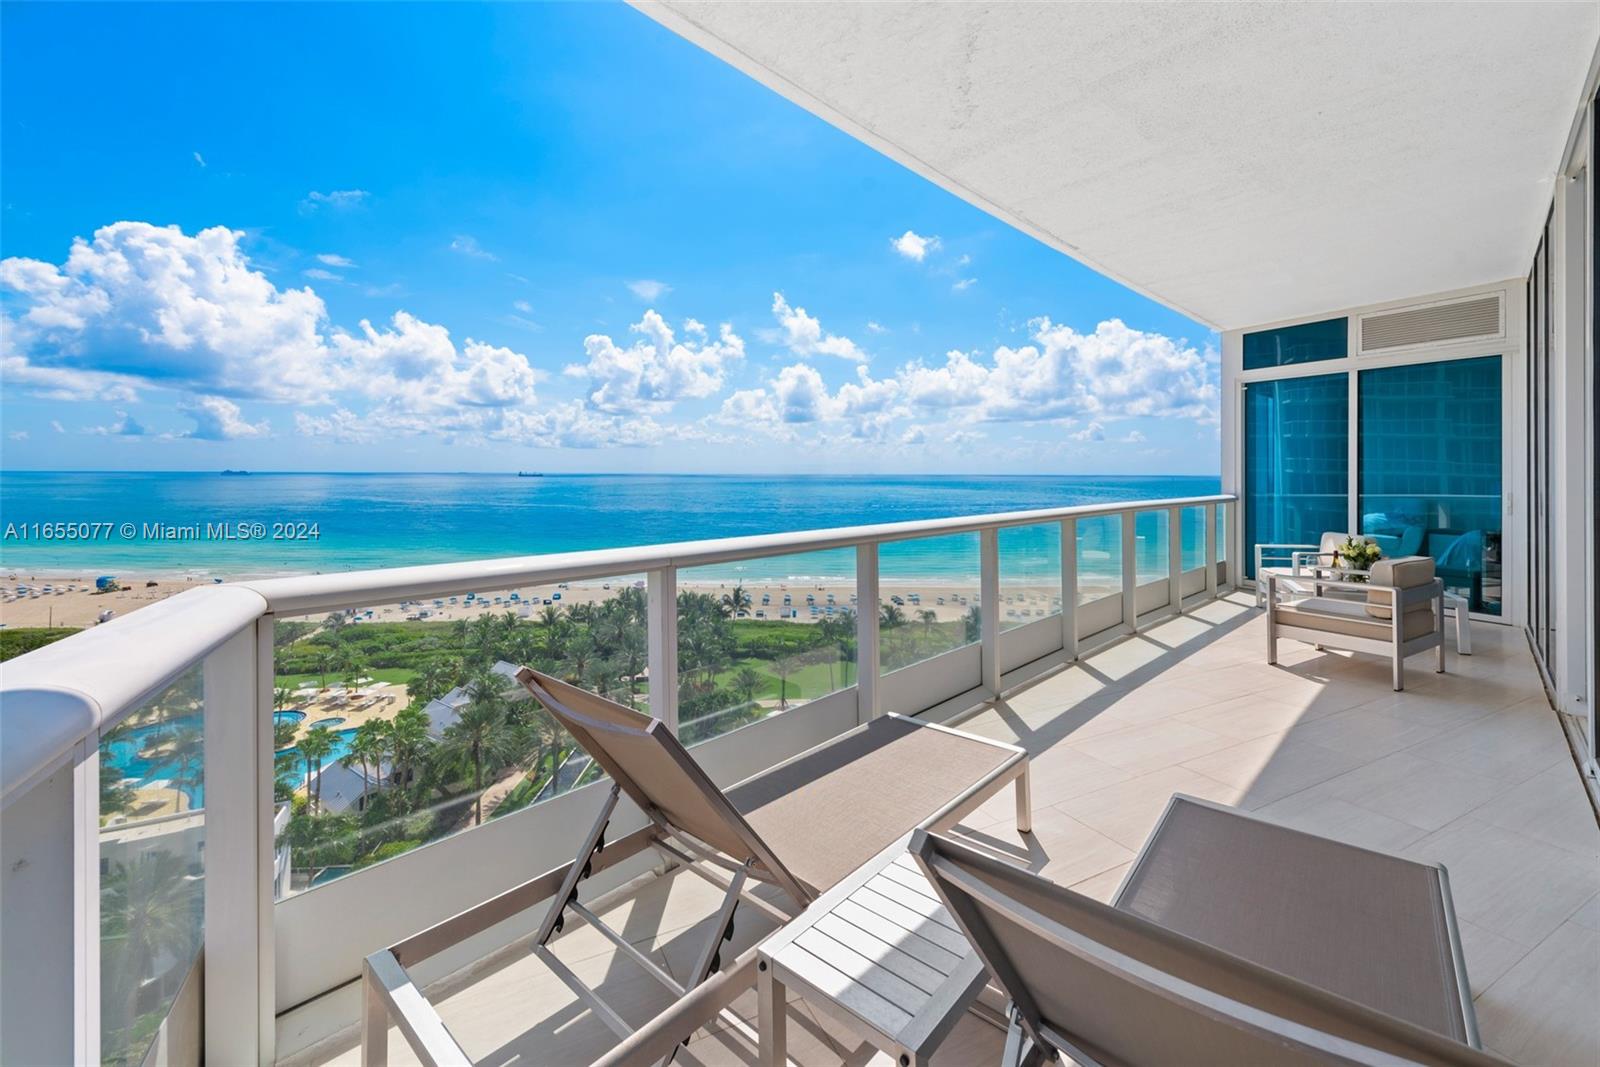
[1392, 651, 1405, 691]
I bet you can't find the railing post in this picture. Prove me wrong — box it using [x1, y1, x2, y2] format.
[1167, 506, 1184, 614]
[856, 544, 880, 722]
[1205, 503, 1220, 598]
[647, 569, 679, 733]
[1061, 518, 1078, 661]
[204, 620, 275, 1066]
[980, 527, 1000, 695]
[1224, 498, 1240, 592]
[1121, 511, 1139, 633]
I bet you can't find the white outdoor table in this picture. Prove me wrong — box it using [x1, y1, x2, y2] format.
[756, 836, 989, 1067]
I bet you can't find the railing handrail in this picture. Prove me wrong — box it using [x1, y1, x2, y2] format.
[0, 492, 1234, 804]
[238, 493, 1234, 616]
[0, 584, 267, 806]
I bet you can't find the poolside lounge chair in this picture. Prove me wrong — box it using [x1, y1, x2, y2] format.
[361, 668, 1028, 1065]
[912, 794, 1503, 1067]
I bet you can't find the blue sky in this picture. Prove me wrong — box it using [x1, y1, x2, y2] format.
[0, 2, 1219, 474]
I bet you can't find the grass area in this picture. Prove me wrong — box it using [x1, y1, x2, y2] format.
[0, 626, 81, 661]
[275, 666, 417, 691]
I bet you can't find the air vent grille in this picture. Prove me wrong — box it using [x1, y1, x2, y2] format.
[1360, 295, 1501, 352]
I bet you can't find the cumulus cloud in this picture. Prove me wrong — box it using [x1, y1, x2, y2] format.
[627, 279, 671, 302]
[449, 235, 497, 261]
[179, 395, 268, 440]
[316, 253, 356, 268]
[301, 189, 368, 212]
[891, 230, 940, 262]
[565, 311, 743, 414]
[0, 221, 543, 424]
[91, 411, 147, 436]
[719, 363, 896, 433]
[770, 292, 866, 362]
[895, 318, 1216, 423]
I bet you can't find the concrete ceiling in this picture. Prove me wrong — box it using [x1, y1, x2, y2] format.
[634, 2, 1599, 330]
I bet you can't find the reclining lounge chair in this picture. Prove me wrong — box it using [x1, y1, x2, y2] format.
[362, 668, 1029, 1065]
[912, 794, 1504, 1067]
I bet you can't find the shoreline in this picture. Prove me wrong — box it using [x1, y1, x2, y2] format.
[1, 569, 1116, 630]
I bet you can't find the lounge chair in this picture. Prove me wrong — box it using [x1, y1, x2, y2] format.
[361, 668, 1029, 1065]
[912, 794, 1503, 1067]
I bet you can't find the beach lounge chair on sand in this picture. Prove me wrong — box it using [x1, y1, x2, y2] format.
[912, 794, 1505, 1067]
[362, 667, 1029, 1066]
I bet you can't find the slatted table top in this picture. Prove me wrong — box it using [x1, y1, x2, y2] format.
[759, 838, 988, 1064]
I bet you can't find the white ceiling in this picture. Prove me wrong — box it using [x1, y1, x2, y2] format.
[634, 2, 1599, 330]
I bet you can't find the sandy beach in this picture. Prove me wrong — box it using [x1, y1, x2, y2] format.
[0, 570, 1120, 631]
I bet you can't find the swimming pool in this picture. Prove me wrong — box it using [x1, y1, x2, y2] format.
[281, 727, 361, 775]
[273, 710, 306, 727]
[307, 717, 346, 729]
[101, 715, 206, 809]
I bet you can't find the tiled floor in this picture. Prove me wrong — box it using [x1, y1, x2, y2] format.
[306, 593, 1599, 1066]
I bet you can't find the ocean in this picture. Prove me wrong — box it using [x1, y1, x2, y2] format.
[0, 471, 1221, 581]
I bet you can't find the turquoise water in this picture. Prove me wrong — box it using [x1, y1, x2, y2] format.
[274, 710, 305, 727]
[103, 715, 206, 808]
[281, 727, 361, 772]
[0, 472, 1219, 581]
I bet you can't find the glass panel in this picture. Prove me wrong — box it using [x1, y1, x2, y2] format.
[1076, 515, 1122, 604]
[99, 666, 204, 1067]
[1217, 504, 1227, 561]
[1242, 317, 1348, 370]
[676, 550, 856, 744]
[1179, 506, 1206, 572]
[879, 533, 980, 673]
[271, 578, 645, 894]
[1359, 355, 1503, 615]
[1134, 510, 1168, 585]
[998, 523, 1061, 632]
[1243, 374, 1349, 578]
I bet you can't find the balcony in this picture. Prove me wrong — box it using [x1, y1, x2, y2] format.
[3, 493, 1595, 1066]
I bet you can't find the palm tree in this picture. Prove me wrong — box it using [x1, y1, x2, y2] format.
[411, 659, 456, 706]
[733, 666, 764, 706]
[525, 706, 567, 795]
[917, 608, 939, 632]
[439, 672, 522, 824]
[298, 726, 336, 813]
[273, 686, 295, 712]
[322, 611, 348, 639]
[387, 706, 433, 789]
[102, 851, 199, 1062]
[721, 584, 752, 618]
[963, 605, 983, 645]
[773, 654, 801, 711]
[314, 648, 337, 691]
[166, 725, 204, 810]
[879, 602, 907, 629]
[343, 720, 388, 810]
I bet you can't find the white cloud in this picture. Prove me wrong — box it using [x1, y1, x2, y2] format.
[179, 395, 267, 440]
[513, 300, 533, 313]
[718, 363, 897, 432]
[956, 253, 971, 266]
[193, 151, 206, 168]
[565, 311, 744, 414]
[8, 430, 28, 441]
[627, 279, 671, 302]
[316, 253, 356, 268]
[0, 221, 543, 424]
[304, 267, 342, 281]
[90, 411, 147, 436]
[895, 319, 1216, 423]
[449, 235, 497, 261]
[301, 189, 368, 213]
[1069, 421, 1105, 442]
[952, 278, 977, 292]
[50, 420, 64, 433]
[891, 230, 940, 262]
[865, 321, 887, 334]
[770, 292, 866, 362]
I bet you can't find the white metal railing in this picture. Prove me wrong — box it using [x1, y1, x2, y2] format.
[0, 493, 1235, 1065]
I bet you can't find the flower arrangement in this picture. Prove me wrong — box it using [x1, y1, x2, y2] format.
[1335, 535, 1382, 581]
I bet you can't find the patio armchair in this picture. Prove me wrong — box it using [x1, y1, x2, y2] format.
[1267, 555, 1445, 690]
[912, 795, 1504, 1067]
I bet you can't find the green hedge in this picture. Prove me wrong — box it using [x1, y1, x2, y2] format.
[0, 627, 81, 662]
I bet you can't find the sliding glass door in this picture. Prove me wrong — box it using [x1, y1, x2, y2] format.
[1242, 374, 1348, 577]
[1359, 356, 1503, 615]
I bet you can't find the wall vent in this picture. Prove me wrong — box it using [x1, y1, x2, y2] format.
[1359, 294, 1502, 353]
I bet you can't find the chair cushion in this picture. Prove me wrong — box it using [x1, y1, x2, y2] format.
[1367, 556, 1436, 622]
[1277, 597, 1435, 641]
